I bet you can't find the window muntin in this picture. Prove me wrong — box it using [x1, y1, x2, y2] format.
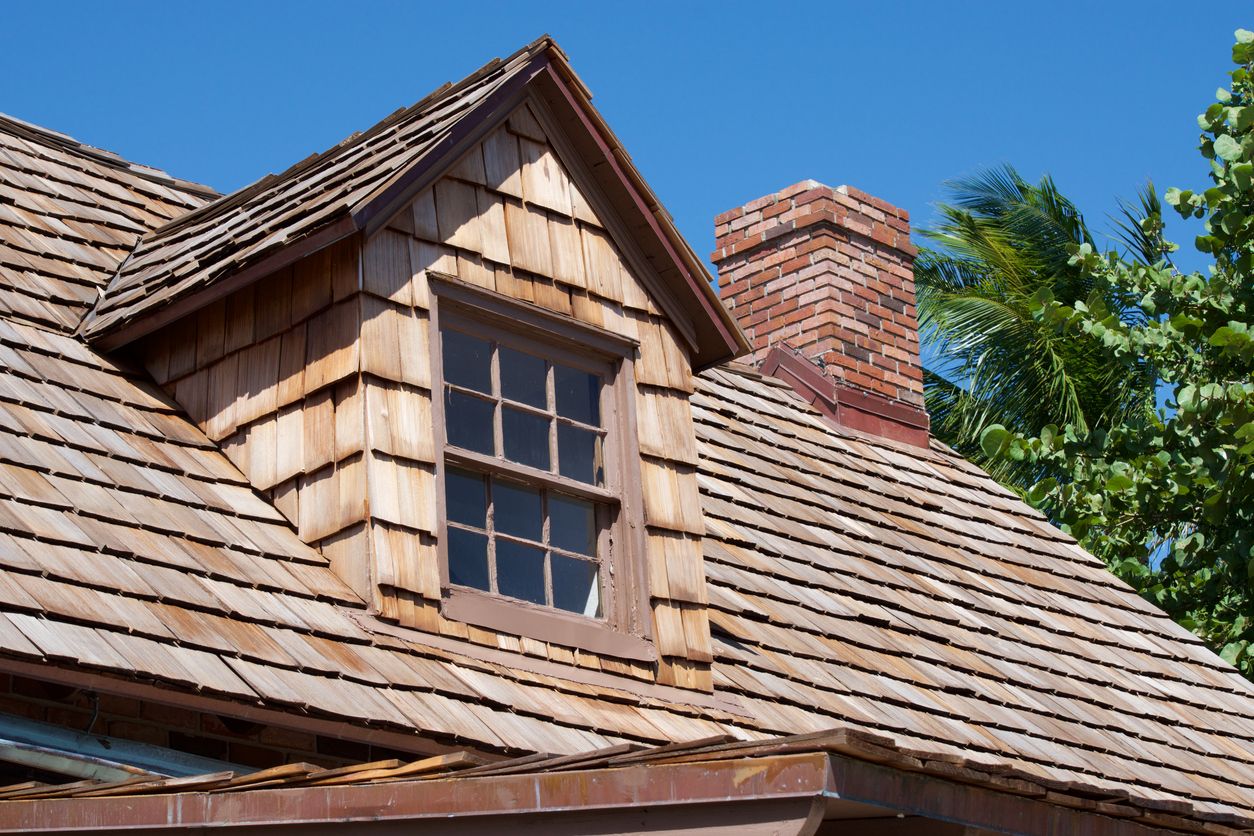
[441, 330, 606, 487]
[440, 326, 610, 618]
[445, 467, 602, 617]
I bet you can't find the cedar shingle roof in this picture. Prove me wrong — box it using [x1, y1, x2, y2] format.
[0, 337, 1251, 826]
[0, 114, 214, 333]
[0, 45, 1252, 834]
[78, 38, 554, 344]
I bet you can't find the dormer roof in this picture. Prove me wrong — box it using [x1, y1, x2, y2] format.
[79, 37, 747, 369]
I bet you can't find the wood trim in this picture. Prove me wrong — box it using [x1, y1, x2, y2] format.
[422, 277, 654, 657]
[88, 218, 360, 351]
[430, 273, 638, 356]
[1, 752, 834, 832]
[445, 448, 617, 504]
[443, 588, 655, 662]
[533, 63, 748, 368]
[352, 55, 550, 238]
[352, 612, 747, 717]
[524, 94, 700, 354]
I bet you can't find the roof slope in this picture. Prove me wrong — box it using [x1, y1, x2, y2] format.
[79, 39, 552, 343]
[0, 114, 215, 333]
[0, 339, 1251, 826]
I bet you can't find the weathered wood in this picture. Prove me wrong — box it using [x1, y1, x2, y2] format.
[411, 188, 440, 241]
[474, 187, 511, 266]
[303, 300, 359, 394]
[636, 386, 698, 466]
[504, 200, 553, 276]
[547, 213, 585, 289]
[360, 295, 404, 383]
[223, 284, 256, 355]
[274, 403, 304, 485]
[647, 529, 706, 605]
[579, 226, 624, 303]
[291, 248, 334, 323]
[507, 102, 548, 143]
[447, 144, 487, 186]
[434, 178, 483, 254]
[519, 137, 571, 216]
[366, 380, 435, 464]
[363, 229, 415, 306]
[640, 456, 704, 535]
[481, 127, 523, 198]
[194, 298, 227, 370]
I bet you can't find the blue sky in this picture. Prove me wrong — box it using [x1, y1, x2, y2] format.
[2, 2, 1244, 279]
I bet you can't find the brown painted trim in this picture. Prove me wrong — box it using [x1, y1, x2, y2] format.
[761, 347, 930, 449]
[351, 56, 550, 238]
[87, 218, 361, 350]
[430, 273, 638, 356]
[525, 93, 700, 355]
[423, 277, 656, 664]
[0, 658, 467, 759]
[0, 752, 834, 833]
[823, 752, 1179, 836]
[352, 612, 749, 718]
[444, 589, 656, 662]
[536, 62, 748, 368]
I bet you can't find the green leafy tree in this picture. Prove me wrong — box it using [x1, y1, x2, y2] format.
[916, 167, 1159, 489]
[981, 29, 1254, 676]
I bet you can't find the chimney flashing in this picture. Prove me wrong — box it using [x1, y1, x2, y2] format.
[761, 346, 930, 448]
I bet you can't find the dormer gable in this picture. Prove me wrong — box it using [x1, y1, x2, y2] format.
[122, 49, 736, 693]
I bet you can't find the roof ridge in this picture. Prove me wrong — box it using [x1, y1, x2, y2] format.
[128, 35, 556, 245]
[0, 112, 219, 199]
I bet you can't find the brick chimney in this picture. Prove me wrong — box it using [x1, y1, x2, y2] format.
[712, 180, 929, 447]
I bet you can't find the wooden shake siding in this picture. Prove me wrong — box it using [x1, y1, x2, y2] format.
[137, 101, 713, 691]
[136, 239, 367, 587]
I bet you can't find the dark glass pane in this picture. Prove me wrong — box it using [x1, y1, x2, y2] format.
[552, 554, 600, 617]
[447, 528, 489, 591]
[500, 347, 547, 409]
[550, 494, 596, 556]
[502, 406, 550, 470]
[496, 540, 546, 605]
[493, 480, 542, 542]
[445, 390, 495, 455]
[557, 424, 603, 485]
[554, 364, 600, 426]
[442, 330, 492, 393]
[446, 468, 486, 528]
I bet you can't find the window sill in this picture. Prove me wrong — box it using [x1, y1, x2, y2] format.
[443, 588, 657, 663]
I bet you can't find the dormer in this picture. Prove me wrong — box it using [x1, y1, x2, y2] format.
[82, 39, 746, 692]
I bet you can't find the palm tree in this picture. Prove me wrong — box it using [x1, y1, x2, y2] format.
[917, 165, 1159, 489]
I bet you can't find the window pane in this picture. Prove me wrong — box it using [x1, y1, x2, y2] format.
[557, 423, 603, 485]
[552, 554, 600, 617]
[442, 330, 492, 394]
[446, 390, 495, 455]
[496, 540, 546, 605]
[446, 468, 487, 528]
[448, 528, 490, 591]
[550, 494, 596, 556]
[502, 406, 550, 471]
[500, 347, 547, 409]
[493, 480, 542, 542]
[554, 364, 600, 426]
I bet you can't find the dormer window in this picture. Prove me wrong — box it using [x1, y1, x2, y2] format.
[430, 276, 652, 660]
[441, 326, 609, 617]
